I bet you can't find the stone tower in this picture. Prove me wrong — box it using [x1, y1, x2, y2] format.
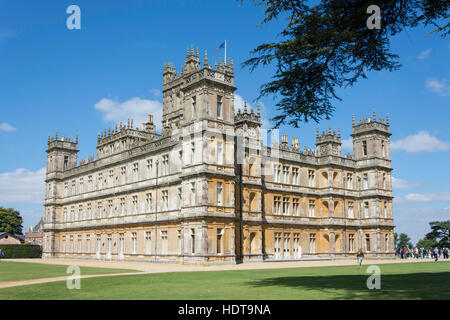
[44, 132, 79, 257]
[162, 46, 237, 263]
[351, 111, 393, 254]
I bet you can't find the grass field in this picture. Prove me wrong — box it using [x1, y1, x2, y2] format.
[0, 261, 138, 282]
[0, 261, 448, 299]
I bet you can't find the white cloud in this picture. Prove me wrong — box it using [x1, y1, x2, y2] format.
[392, 177, 421, 190]
[426, 78, 450, 96]
[391, 131, 450, 153]
[234, 94, 272, 129]
[0, 168, 45, 204]
[94, 97, 162, 132]
[401, 192, 450, 203]
[417, 48, 432, 60]
[149, 88, 161, 98]
[0, 122, 16, 132]
[342, 138, 352, 150]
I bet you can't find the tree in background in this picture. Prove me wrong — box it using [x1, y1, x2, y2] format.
[243, 0, 449, 127]
[425, 220, 450, 248]
[396, 233, 413, 249]
[0, 207, 23, 235]
[416, 237, 438, 249]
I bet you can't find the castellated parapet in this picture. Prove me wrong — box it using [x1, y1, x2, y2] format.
[42, 46, 394, 264]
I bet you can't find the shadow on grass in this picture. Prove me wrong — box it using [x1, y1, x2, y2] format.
[245, 271, 450, 300]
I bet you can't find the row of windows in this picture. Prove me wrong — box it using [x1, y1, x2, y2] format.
[272, 197, 390, 218]
[60, 228, 225, 255]
[272, 166, 389, 190]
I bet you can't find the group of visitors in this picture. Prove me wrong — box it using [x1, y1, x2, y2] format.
[397, 247, 449, 261]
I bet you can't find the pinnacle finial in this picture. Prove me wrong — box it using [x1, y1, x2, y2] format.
[386, 113, 389, 126]
[352, 114, 355, 126]
[337, 128, 340, 137]
[257, 103, 261, 116]
[190, 45, 194, 56]
[76, 133, 78, 143]
[186, 47, 189, 58]
[244, 102, 248, 113]
[204, 50, 208, 67]
[373, 109, 376, 121]
[196, 46, 199, 57]
[316, 128, 319, 138]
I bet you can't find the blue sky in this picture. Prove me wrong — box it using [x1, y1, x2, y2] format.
[0, 0, 449, 242]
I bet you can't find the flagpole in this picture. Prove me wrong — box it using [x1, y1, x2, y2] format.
[225, 40, 227, 65]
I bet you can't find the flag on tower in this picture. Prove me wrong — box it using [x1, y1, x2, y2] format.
[216, 41, 225, 52]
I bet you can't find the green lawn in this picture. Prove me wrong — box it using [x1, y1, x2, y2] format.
[0, 261, 138, 282]
[0, 261, 449, 299]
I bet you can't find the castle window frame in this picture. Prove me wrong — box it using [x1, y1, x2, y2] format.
[362, 140, 368, 156]
[348, 202, 354, 218]
[282, 197, 290, 215]
[381, 140, 386, 157]
[364, 201, 370, 218]
[293, 233, 301, 258]
[217, 228, 224, 254]
[273, 196, 281, 215]
[292, 198, 300, 216]
[292, 167, 299, 185]
[363, 174, 368, 189]
[308, 170, 315, 187]
[190, 182, 196, 206]
[217, 95, 223, 119]
[346, 173, 353, 189]
[283, 233, 291, 259]
[308, 200, 315, 217]
[191, 141, 195, 164]
[216, 182, 223, 205]
[191, 228, 196, 254]
[348, 234, 355, 252]
[64, 155, 69, 169]
[282, 166, 290, 184]
[192, 96, 197, 119]
[274, 164, 281, 183]
[131, 232, 138, 254]
[145, 231, 152, 254]
[274, 232, 282, 258]
[309, 233, 316, 254]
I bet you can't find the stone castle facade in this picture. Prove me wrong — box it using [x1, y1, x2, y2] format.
[43, 46, 395, 264]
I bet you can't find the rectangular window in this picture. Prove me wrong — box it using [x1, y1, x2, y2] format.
[308, 170, 315, 187]
[283, 166, 290, 184]
[132, 195, 138, 214]
[273, 196, 281, 215]
[349, 234, 355, 252]
[161, 231, 168, 254]
[64, 156, 69, 169]
[274, 165, 281, 183]
[381, 140, 385, 157]
[120, 197, 126, 215]
[177, 187, 182, 208]
[145, 231, 152, 254]
[217, 228, 223, 254]
[347, 173, 353, 189]
[362, 140, 367, 156]
[308, 200, 315, 217]
[365, 234, 371, 252]
[132, 232, 137, 254]
[382, 173, 386, 189]
[191, 229, 196, 254]
[86, 235, 90, 253]
[282, 197, 290, 215]
[385, 234, 389, 252]
[217, 95, 222, 119]
[348, 202, 354, 218]
[363, 174, 368, 189]
[162, 190, 169, 210]
[274, 232, 282, 258]
[283, 233, 290, 259]
[384, 202, 388, 218]
[191, 141, 195, 164]
[293, 233, 300, 258]
[364, 202, 369, 218]
[309, 233, 316, 253]
[216, 182, 223, 205]
[146, 193, 152, 212]
[292, 167, 299, 185]
[292, 198, 299, 216]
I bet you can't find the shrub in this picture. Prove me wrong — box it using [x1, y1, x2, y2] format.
[0, 244, 42, 258]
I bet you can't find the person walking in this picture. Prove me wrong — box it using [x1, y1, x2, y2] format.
[444, 248, 449, 259]
[433, 247, 439, 261]
[0, 248, 3, 260]
[356, 248, 364, 269]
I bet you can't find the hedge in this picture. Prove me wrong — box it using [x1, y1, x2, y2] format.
[0, 244, 42, 258]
